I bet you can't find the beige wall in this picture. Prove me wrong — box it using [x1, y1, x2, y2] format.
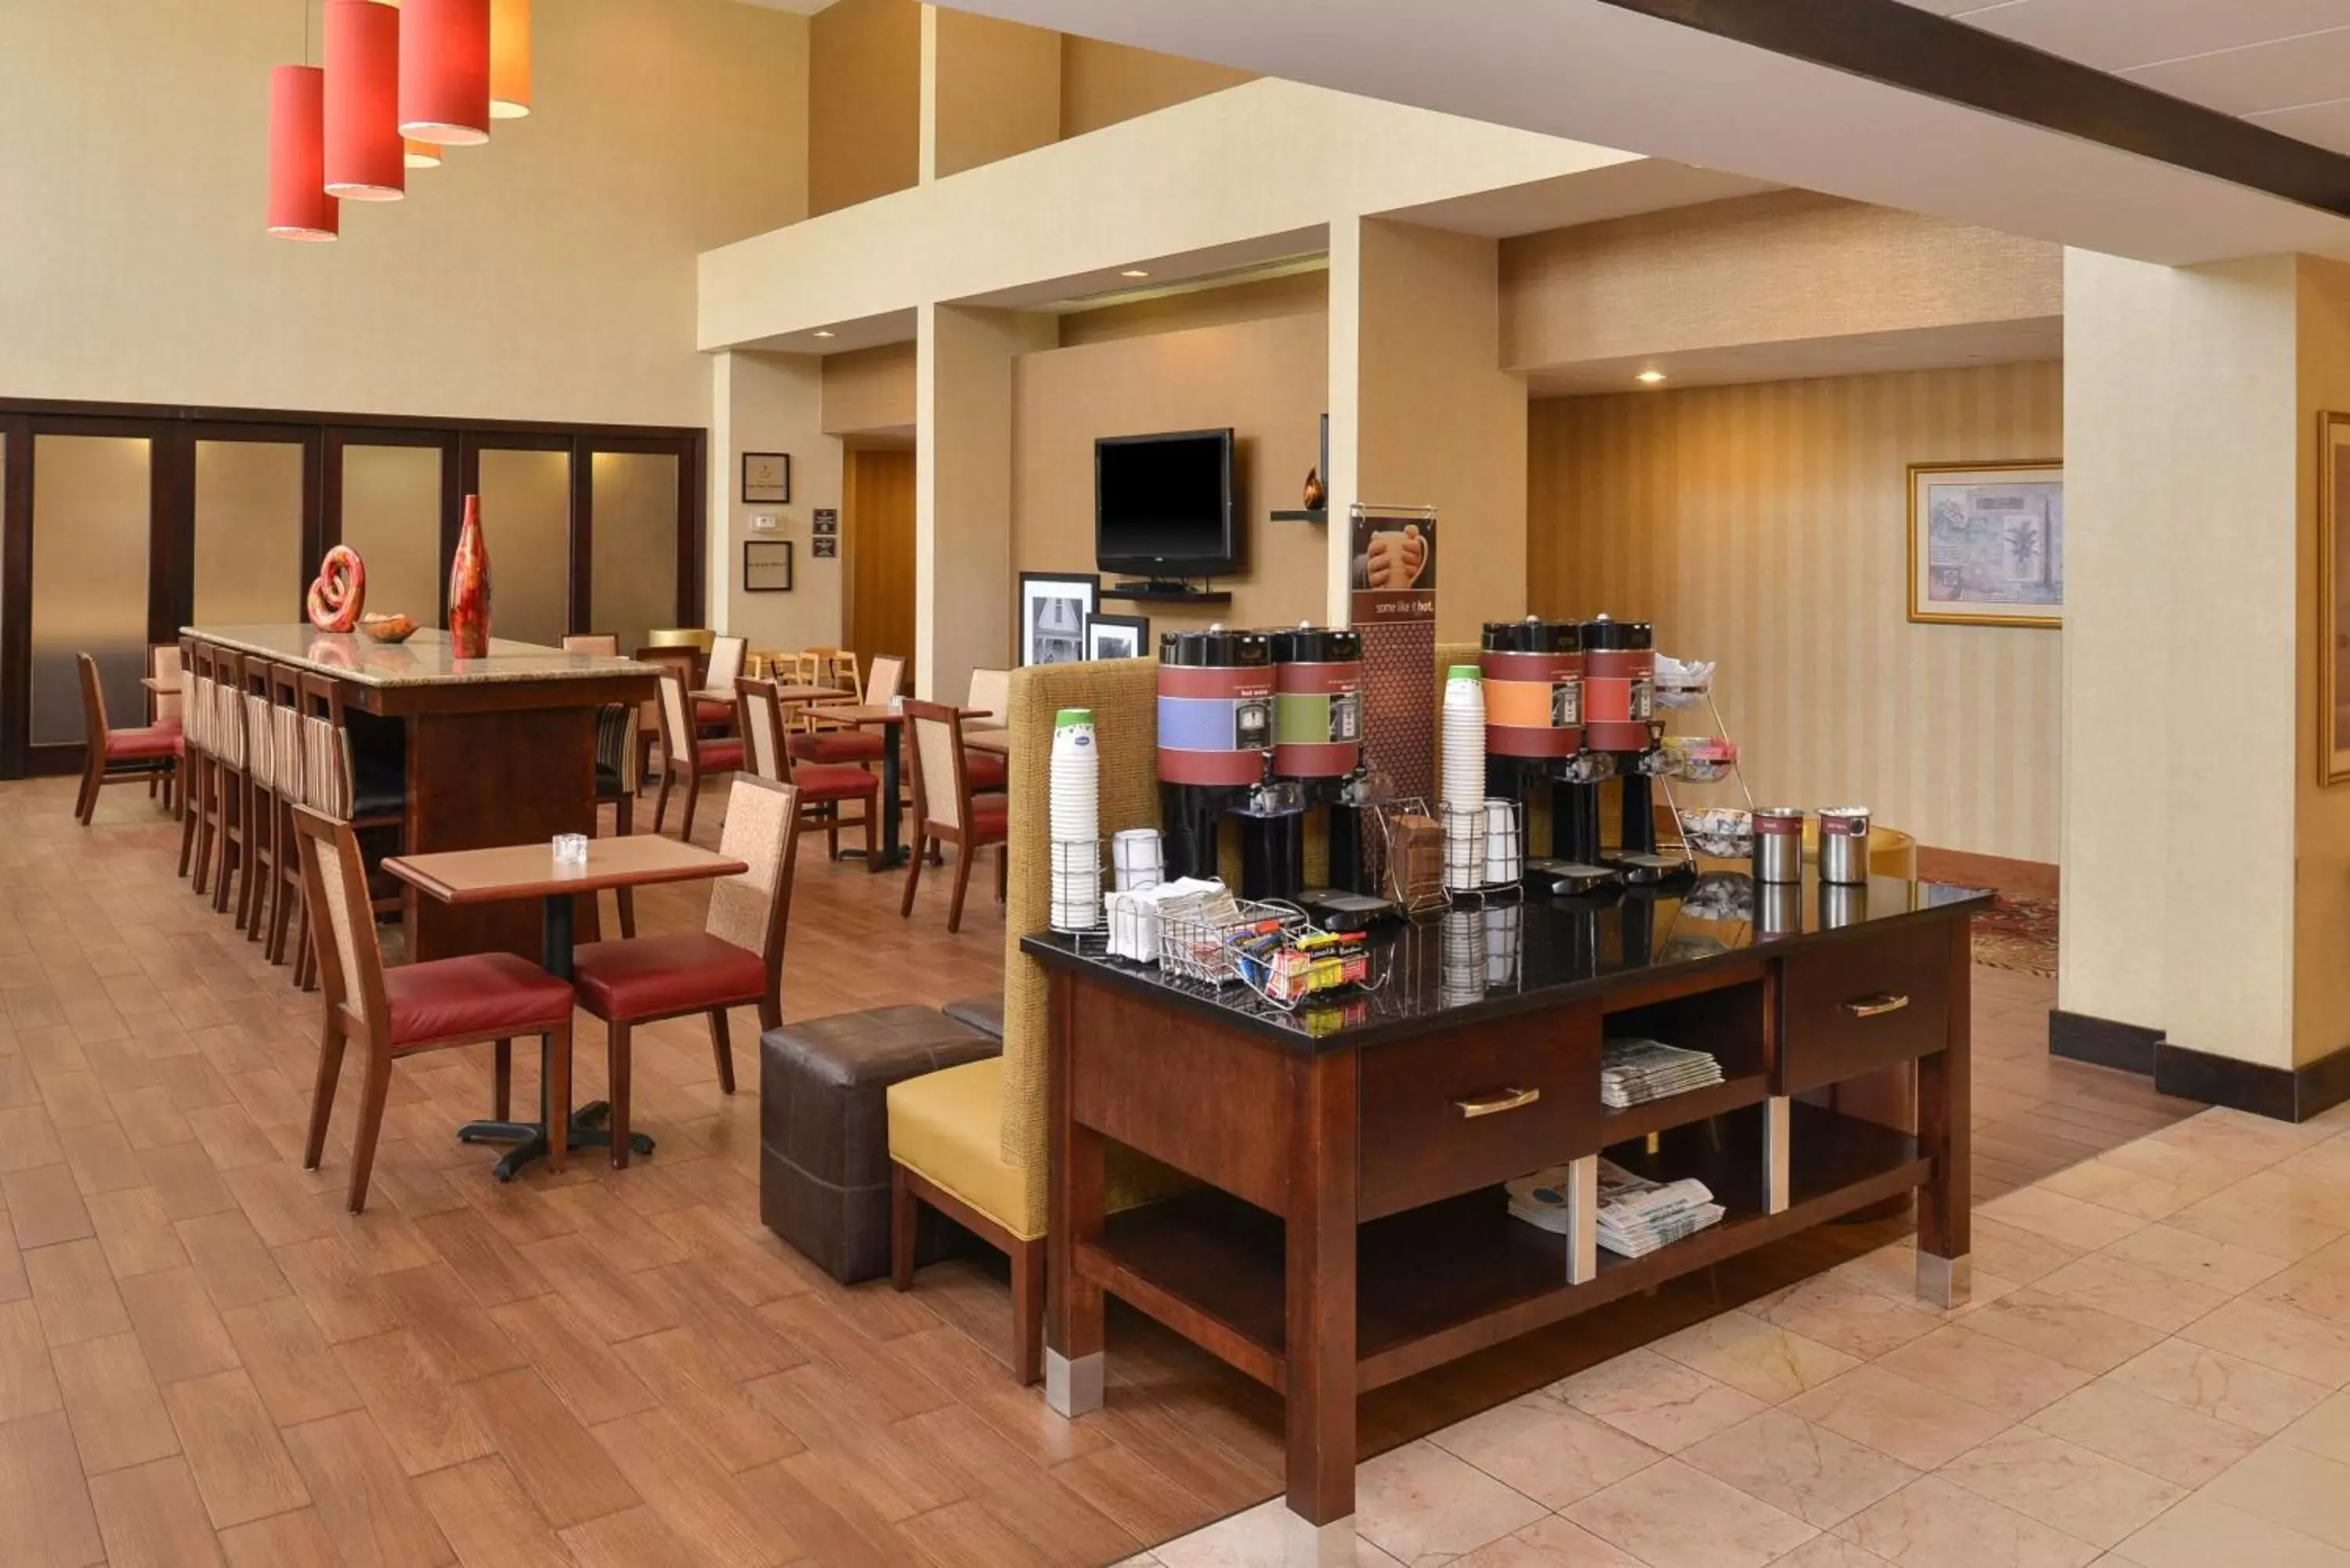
[1348, 219, 1528, 645]
[1058, 269, 1328, 349]
[710, 351, 845, 652]
[1059, 37, 1255, 137]
[3, 0, 807, 428]
[927, 6, 1062, 179]
[2297, 257, 2350, 1068]
[810, 0, 920, 216]
[1013, 309, 1330, 636]
[1500, 191, 2063, 374]
[822, 343, 919, 435]
[1531, 362, 2064, 865]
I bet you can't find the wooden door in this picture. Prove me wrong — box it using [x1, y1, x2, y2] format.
[844, 445, 916, 688]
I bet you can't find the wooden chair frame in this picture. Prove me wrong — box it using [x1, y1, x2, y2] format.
[892, 1163, 1045, 1386]
[736, 676, 874, 861]
[899, 697, 1007, 934]
[290, 805, 573, 1211]
[72, 652, 176, 826]
[649, 668, 736, 844]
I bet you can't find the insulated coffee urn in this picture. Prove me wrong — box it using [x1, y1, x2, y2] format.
[1156, 627, 1274, 881]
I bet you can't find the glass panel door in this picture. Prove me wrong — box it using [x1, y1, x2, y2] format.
[588, 450, 679, 656]
[473, 447, 573, 648]
[30, 433, 151, 746]
[338, 442, 446, 628]
[193, 439, 306, 625]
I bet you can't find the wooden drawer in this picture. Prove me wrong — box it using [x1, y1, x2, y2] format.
[1777, 920, 1954, 1096]
[1358, 1003, 1600, 1221]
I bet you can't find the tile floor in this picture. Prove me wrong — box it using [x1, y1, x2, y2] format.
[1124, 1100, 2350, 1566]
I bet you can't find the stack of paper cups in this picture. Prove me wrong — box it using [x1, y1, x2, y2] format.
[1112, 828, 1164, 893]
[1050, 709, 1103, 930]
[1440, 908, 1487, 1007]
[1483, 799, 1521, 885]
[1441, 666, 1487, 808]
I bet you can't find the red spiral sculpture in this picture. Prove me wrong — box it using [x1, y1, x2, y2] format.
[306, 545, 369, 632]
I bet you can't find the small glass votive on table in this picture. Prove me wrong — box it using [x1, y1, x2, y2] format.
[552, 833, 591, 866]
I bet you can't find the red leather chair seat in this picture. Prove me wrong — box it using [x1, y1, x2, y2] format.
[105, 727, 180, 762]
[964, 751, 1007, 790]
[569, 932, 767, 1021]
[385, 953, 573, 1046]
[788, 730, 886, 765]
[794, 763, 879, 803]
[695, 739, 745, 771]
[695, 699, 735, 726]
[971, 797, 1008, 843]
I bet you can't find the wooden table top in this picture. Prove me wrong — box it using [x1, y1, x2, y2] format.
[383, 836, 747, 905]
[188, 624, 658, 690]
[696, 684, 849, 705]
[831, 705, 993, 728]
[964, 728, 1011, 755]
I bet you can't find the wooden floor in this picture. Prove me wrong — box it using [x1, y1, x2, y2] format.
[0, 775, 2200, 1567]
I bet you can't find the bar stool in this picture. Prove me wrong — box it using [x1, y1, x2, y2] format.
[175, 637, 205, 878]
[148, 644, 183, 812]
[193, 646, 251, 916]
[262, 664, 309, 970]
[565, 635, 639, 940]
[238, 658, 282, 939]
[298, 670, 407, 922]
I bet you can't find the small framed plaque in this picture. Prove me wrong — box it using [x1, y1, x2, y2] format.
[742, 452, 791, 504]
[743, 539, 794, 592]
[812, 537, 838, 559]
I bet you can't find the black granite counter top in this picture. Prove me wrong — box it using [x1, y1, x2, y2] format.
[1021, 873, 1993, 1053]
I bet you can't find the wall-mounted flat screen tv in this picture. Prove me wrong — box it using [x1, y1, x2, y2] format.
[1095, 428, 1239, 577]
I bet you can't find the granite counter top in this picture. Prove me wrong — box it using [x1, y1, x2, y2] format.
[186, 625, 660, 688]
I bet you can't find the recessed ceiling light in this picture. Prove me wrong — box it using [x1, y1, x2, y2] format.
[1120, 269, 1150, 278]
[812, 330, 835, 338]
[1636, 370, 1667, 385]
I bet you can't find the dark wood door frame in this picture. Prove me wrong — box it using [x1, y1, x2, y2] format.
[0, 395, 707, 779]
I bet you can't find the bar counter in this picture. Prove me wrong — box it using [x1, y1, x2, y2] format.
[1026, 873, 1990, 1563]
[186, 624, 658, 961]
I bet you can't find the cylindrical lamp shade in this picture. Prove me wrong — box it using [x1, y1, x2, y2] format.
[404, 139, 443, 169]
[490, 0, 530, 118]
[324, 0, 403, 201]
[266, 66, 338, 242]
[400, 0, 490, 146]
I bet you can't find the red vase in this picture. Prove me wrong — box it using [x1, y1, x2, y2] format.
[447, 493, 492, 658]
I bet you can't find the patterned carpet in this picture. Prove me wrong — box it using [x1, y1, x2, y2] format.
[1970, 891, 2058, 977]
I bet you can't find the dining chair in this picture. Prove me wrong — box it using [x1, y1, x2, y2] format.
[698, 634, 748, 731]
[900, 698, 1007, 934]
[148, 644, 183, 810]
[72, 653, 179, 826]
[634, 644, 699, 792]
[290, 806, 577, 1210]
[738, 676, 877, 860]
[964, 667, 1011, 791]
[562, 634, 618, 657]
[569, 775, 801, 1168]
[790, 652, 903, 768]
[650, 669, 743, 844]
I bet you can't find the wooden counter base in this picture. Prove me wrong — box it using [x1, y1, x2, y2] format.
[1034, 894, 1980, 1557]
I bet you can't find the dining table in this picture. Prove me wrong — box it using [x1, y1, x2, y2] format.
[819, 704, 992, 871]
[382, 835, 747, 1179]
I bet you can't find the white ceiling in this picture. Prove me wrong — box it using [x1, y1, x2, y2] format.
[1899, 0, 2350, 153]
[938, 0, 2350, 266]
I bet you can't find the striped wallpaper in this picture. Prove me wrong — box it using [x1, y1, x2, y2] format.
[1529, 361, 2064, 865]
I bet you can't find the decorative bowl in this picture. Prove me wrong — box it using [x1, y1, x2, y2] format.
[359, 613, 420, 645]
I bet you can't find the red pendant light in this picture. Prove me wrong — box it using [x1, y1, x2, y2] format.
[405, 139, 442, 169]
[266, 65, 338, 242]
[490, 0, 530, 119]
[400, 0, 490, 146]
[324, 0, 403, 201]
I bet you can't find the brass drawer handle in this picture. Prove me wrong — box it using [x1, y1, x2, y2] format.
[1455, 1086, 1540, 1118]
[1844, 994, 1911, 1019]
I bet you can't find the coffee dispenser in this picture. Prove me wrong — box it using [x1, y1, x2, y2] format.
[1582, 615, 1673, 873]
[1156, 627, 1274, 881]
[1269, 625, 1372, 904]
[1480, 617, 1611, 889]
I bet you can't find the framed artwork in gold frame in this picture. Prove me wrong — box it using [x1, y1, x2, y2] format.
[1907, 460, 2063, 628]
[2319, 413, 2350, 784]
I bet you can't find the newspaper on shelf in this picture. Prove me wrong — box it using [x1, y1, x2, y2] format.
[1600, 1036, 1725, 1109]
[1506, 1157, 1725, 1259]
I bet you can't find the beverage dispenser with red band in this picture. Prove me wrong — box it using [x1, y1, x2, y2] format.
[1271, 625, 1371, 900]
[1157, 627, 1274, 881]
[1480, 617, 1606, 883]
[1581, 616, 1668, 867]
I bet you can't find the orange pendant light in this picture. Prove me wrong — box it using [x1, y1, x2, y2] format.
[405, 139, 443, 168]
[266, 64, 339, 241]
[490, 0, 530, 118]
[324, 0, 403, 201]
[399, 0, 490, 146]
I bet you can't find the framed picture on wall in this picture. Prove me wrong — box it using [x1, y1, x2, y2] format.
[1907, 460, 2063, 628]
[1084, 612, 1150, 661]
[1019, 572, 1099, 667]
[2321, 414, 2350, 783]
[743, 540, 794, 592]
[742, 452, 790, 504]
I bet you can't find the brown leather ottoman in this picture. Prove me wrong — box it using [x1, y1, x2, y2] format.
[940, 995, 1004, 1039]
[760, 1006, 1000, 1284]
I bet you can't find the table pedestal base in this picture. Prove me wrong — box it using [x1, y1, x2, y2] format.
[459, 1102, 656, 1182]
